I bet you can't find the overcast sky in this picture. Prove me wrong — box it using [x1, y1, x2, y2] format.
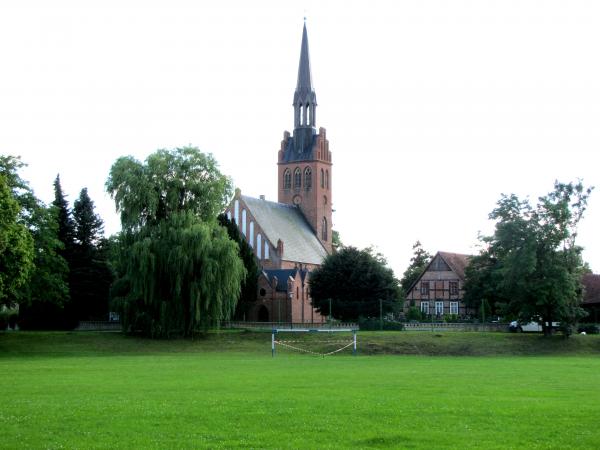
[1, 0, 599, 276]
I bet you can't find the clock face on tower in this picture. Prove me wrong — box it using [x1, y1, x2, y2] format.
[292, 195, 302, 205]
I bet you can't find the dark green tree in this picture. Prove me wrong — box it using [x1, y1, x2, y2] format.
[400, 241, 432, 295]
[73, 188, 104, 250]
[70, 188, 113, 320]
[17, 205, 71, 329]
[0, 174, 34, 307]
[464, 181, 593, 336]
[218, 214, 258, 319]
[107, 146, 245, 337]
[0, 156, 69, 326]
[309, 246, 401, 321]
[52, 174, 75, 256]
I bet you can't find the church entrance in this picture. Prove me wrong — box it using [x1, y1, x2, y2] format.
[258, 305, 269, 322]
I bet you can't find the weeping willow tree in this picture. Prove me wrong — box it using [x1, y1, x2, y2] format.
[107, 147, 246, 337]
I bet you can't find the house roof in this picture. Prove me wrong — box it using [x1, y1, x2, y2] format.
[406, 251, 471, 295]
[582, 273, 600, 305]
[241, 195, 328, 265]
[438, 252, 471, 280]
[263, 268, 308, 292]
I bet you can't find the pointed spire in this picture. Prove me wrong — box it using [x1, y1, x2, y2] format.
[293, 21, 317, 129]
[296, 21, 313, 93]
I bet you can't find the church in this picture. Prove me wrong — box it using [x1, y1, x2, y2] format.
[225, 23, 331, 324]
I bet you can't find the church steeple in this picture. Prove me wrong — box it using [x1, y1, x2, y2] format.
[278, 21, 332, 254]
[293, 21, 317, 129]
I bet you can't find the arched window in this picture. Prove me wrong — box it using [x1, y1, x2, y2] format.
[294, 167, 301, 189]
[322, 217, 328, 241]
[304, 167, 312, 190]
[283, 169, 291, 189]
[264, 241, 269, 260]
[241, 209, 247, 237]
[257, 233, 262, 259]
[320, 169, 324, 188]
[325, 170, 329, 190]
[234, 200, 239, 224]
[249, 221, 254, 248]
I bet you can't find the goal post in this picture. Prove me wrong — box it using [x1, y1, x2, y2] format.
[271, 328, 358, 357]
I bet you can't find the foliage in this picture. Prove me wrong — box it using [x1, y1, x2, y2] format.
[107, 147, 243, 337]
[464, 181, 593, 337]
[106, 147, 233, 231]
[577, 324, 599, 335]
[332, 229, 342, 252]
[400, 241, 432, 294]
[0, 174, 34, 307]
[70, 188, 113, 320]
[358, 317, 404, 330]
[217, 214, 258, 319]
[112, 212, 245, 337]
[17, 205, 72, 330]
[73, 188, 104, 250]
[309, 246, 401, 321]
[52, 174, 76, 256]
[406, 306, 423, 321]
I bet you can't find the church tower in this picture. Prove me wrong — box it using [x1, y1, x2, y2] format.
[278, 22, 333, 253]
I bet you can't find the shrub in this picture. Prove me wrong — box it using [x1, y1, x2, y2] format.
[406, 307, 422, 321]
[577, 324, 599, 335]
[0, 308, 18, 330]
[358, 317, 404, 331]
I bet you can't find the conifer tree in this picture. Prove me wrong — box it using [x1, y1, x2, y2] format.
[71, 188, 112, 320]
[52, 174, 75, 257]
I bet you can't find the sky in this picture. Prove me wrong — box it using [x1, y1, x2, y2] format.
[1, 0, 599, 276]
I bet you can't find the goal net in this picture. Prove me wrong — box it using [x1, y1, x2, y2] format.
[271, 328, 357, 357]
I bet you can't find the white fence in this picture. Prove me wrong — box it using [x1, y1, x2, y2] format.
[224, 321, 358, 330]
[403, 322, 508, 332]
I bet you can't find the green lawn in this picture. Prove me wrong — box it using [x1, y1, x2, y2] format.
[1, 332, 600, 449]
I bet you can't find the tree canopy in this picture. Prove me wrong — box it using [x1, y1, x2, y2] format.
[106, 147, 233, 231]
[107, 147, 244, 337]
[0, 156, 69, 325]
[464, 181, 593, 336]
[309, 246, 401, 321]
[0, 174, 34, 307]
[218, 214, 258, 319]
[400, 241, 432, 295]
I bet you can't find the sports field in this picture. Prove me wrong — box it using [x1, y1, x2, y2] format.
[1, 331, 599, 449]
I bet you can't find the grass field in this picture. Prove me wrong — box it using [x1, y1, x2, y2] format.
[1, 331, 600, 449]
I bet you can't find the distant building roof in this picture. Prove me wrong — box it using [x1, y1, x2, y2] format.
[242, 195, 328, 265]
[438, 252, 471, 280]
[264, 268, 308, 292]
[582, 273, 600, 305]
[406, 251, 471, 296]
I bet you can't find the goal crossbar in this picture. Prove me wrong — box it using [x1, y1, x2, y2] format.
[271, 328, 357, 357]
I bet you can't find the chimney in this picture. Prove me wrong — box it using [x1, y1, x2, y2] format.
[277, 239, 284, 257]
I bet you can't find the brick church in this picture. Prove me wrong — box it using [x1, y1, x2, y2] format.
[224, 23, 331, 323]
